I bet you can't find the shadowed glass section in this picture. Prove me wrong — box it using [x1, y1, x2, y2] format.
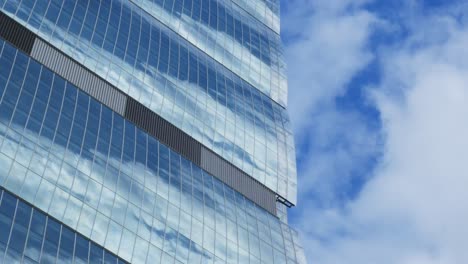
[0, 0, 297, 203]
[0, 40, 306, 263]
[0, 188, 127, 264]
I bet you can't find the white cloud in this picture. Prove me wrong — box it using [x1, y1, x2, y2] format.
[283, 0, 377, 133]
[284, 1, 468, 263]
[282, 0, 381, 205]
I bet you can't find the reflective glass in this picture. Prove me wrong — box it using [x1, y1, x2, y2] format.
[230, 0, 280, 33]
[0, 188, 127, 264]
[0, 0, 297, 202]
[131, 0, 285, 102]
[0, 40, 305, 263]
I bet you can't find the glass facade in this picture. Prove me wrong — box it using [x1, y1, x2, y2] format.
[0, 0, 297, 202]
[130, 0, 288, 105]
[0, 0, 305, 263]
[230, 0, 280, 34]
[0, 188, 127, 263]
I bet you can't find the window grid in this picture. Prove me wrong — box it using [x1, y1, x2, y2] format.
[229, 0, 280, 34]
[130, 0, 285, 95]
[0, 0, 297, 202]
[0, 40, 305, 264]
[0, 188, 128, 264]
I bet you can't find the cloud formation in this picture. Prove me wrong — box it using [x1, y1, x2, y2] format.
[284, 0, 377, 132]
[283, 1, 468, 263]
[283, 0, 381, 206]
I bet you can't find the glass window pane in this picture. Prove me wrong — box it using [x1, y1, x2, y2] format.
[0, 192, 16, 244]
[74, 235, 89, 264]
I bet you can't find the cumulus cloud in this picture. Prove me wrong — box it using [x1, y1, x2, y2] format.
[282, 0, 381, 206]
[284, 0, 468, 263]
[283, 0, 377, 132]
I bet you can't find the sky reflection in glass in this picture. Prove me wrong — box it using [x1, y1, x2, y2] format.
[0, 39, 305, 264]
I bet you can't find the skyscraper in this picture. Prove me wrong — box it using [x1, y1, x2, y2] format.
[0, 0, 305, 263]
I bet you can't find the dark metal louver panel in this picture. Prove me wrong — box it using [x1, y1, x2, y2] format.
[0, 12, 35, 54]
[124, 97, 202, 165]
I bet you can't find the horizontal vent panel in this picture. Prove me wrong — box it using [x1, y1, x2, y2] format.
[201, 147, 276, 214]
[124, 97, 202, 165]
[30, 39, 127, 116]
[0, 12, 35, 54]
[0, 10, 279, 215]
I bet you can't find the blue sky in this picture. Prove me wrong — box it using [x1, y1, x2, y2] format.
[281, 0, 468, 263]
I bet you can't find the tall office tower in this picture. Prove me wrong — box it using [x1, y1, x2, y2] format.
[0, 0, 305, 263]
